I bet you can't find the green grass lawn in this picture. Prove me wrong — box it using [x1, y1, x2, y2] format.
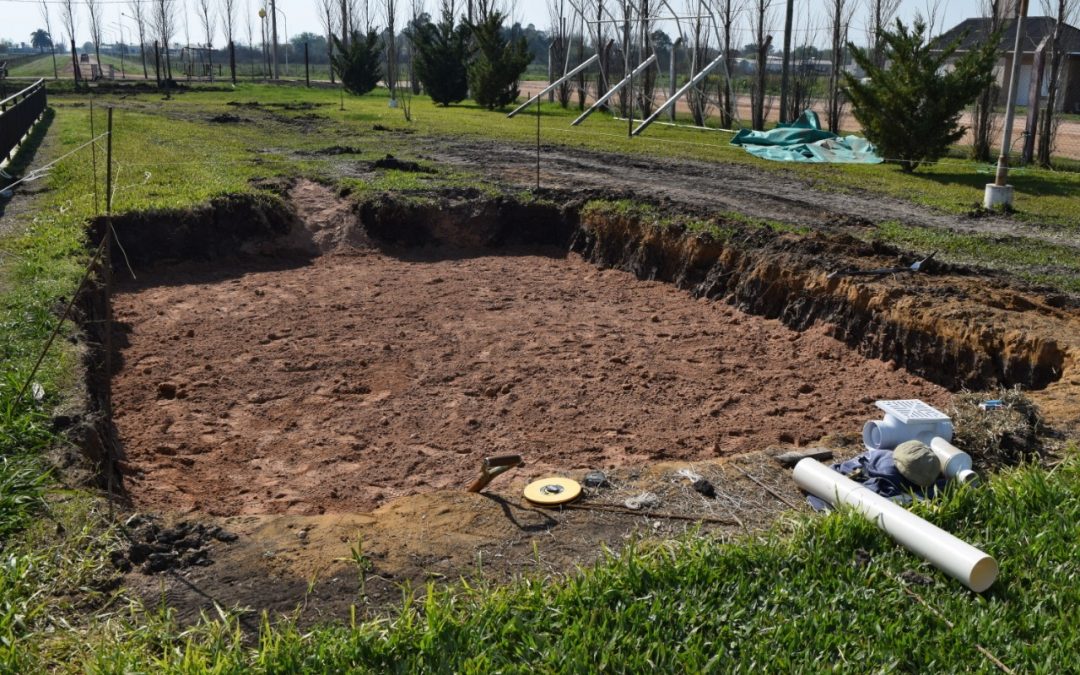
[5, 54, 61, 78]
[1, 80, 1079, 671]
[79, 82, 1077, 293]
[86, 82, 1079, 227]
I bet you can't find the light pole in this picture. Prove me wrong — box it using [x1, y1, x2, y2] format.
[258, 3, 287, 78]
[111, 22, 127, 78]
[121, 12, 148, 79]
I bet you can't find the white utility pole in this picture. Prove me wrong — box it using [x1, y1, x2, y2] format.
[985, 0, 1029, 209]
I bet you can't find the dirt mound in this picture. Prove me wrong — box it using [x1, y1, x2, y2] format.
[113, 514, 238, 574]
[208, 113, 243, 124]
[371, 154, 435, 173]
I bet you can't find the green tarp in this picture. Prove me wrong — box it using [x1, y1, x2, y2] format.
[730, 110, 882, 164]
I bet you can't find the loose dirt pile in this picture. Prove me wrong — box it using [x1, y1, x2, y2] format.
[111, 246, 947, 517]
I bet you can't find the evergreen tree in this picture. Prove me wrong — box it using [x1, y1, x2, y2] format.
[843, 19, 999, 172]
[466, 12, 531, 110]
[331, 29, 385, 95]
[412, 6, 469, 106]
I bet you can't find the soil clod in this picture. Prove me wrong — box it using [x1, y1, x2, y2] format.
[116, 515, 237, 575]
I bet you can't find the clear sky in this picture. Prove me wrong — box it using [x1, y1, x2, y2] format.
[3, 0, 995, 53]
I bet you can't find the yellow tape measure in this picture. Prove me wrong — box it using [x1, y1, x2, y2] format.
[523, 477, 582, 506]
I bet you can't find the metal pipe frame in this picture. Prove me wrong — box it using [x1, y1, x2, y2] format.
[570, 53, 657, 126]
[632, 51, 725, 136]
[507, 53, 600, 118]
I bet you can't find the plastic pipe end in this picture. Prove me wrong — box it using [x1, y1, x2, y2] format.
[863, 420, 883, 450]
[968, 556, 999, 593]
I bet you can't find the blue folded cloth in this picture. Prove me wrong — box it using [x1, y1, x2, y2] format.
[806, 449, 948, 511]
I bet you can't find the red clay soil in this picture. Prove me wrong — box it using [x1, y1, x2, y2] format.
[111, 248, 948, 517]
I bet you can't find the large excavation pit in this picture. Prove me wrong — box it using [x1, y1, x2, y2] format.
[111, 245, 949, 518]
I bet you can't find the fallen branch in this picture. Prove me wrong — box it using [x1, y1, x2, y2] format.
[732, 464, 803, 510]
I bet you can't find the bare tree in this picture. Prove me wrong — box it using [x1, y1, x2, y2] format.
[636, 0, 658, 116]
[474, 0, 503, 21]
[245, 0, 257, 76]
[921, 0, 945, 37]
[358, 0, 374, 33]
[1038, 0, 1080, 165]
[408, 0, 424, 93]
[221, 0, 238, 82]
[686, 0, 712, 126]
[586, 0, 612, 106]
[615, 0, 634, 117]
[59, 0, 77, 45]
[864, 0, 900, 68]
[549, 0, 572, 106]
[39, 0, 59, 79]
[789, 7, 821, 117]
[971, 0, 1005, 161]
[154, 0, 177, 79]
[197, 0, 215, 80]
[319, 0, 337, 82]
[825, 0, 854, 132]
[575, 9, 587, 109]
[129, 0, 150, 78]
[710, 0, 741, 128]
[340, 0, 351, 48]
[87, 0, 104, 77]
[385, 0, 399, 103]
[750, 0, 775, 129]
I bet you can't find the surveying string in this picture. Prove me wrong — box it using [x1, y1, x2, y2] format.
[2, 133, 110, 192]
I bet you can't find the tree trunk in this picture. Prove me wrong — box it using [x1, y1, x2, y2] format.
[721, 19, 734, 129]
[753, 37, 770, 130]
[1037, 49, 1063, 166]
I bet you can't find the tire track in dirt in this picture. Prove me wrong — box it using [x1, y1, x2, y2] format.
[426, 136, 1080, 250]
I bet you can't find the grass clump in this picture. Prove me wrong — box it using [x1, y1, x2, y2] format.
[872, 220, 1080, 293]
[582, 199, 805, 242]
[949, 388, 1047, 470]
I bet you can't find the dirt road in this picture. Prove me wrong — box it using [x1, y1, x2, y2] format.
[424, 135, 1080, 252]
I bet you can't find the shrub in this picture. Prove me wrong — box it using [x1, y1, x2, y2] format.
[465, 12, 531, 110]
[412, 5, 470, 106]
[331, 30, 385, 96]
[843, 19, 999, 172]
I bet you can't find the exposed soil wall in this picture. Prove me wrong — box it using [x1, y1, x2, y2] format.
[93, 192, 298, 269]
[568, 209, 1072, 393]
[56, 263, 121, 491]
[358, 191, 578, 249]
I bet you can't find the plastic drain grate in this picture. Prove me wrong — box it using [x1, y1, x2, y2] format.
[874, 399, 950, 423]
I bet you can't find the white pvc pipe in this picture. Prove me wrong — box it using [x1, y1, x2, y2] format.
[930, 437, 973, 479]
[794, 458, 998, 592]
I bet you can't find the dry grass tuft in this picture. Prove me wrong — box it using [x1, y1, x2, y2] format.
[949, 387, 1046, 469]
